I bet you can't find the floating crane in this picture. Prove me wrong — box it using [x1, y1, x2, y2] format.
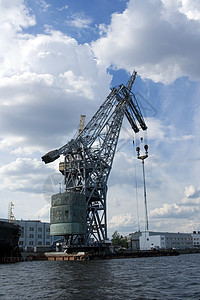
[42, 71, 147, 252]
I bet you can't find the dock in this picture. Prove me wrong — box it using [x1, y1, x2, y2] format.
[44, 249, 180, 261]
[3, 248, 200, 263]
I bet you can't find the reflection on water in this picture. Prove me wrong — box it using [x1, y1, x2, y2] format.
[1, 254, 200, 299]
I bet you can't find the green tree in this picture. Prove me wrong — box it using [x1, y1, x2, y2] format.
[111, 231, 128, 248]
[111, 231, 122, 245]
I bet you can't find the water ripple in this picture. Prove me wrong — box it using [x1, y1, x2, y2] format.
[0, 254, 200, 299]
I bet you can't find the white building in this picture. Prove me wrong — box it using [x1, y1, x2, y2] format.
[17, 220, 61, 250]
[192, 231, 200, 247]
[139, 231, 193, 250]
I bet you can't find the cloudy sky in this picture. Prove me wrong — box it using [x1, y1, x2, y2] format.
[0, 0, 200, 237]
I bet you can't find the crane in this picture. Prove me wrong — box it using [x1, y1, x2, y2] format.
[42, 71, 147, 252]
[8, 202, 16, 223]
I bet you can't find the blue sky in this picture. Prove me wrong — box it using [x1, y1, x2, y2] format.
[24, 0, 127, 42]
[0, 0, 200, 237]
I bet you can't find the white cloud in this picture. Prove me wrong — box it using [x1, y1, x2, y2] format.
[33, 203, 50, 220]
[148, 201, 200, 233]
[179, 0, 200, 21]
[161, 0, 200, 21]
[0, 0, 36, 31]
[0, 0, 35, 71]
[65, 15, 93, 29]
[92, 0, 200, 83]
[57, 5, 68, 12]
[149, 203, 198, 218]
[37, 0, 51, 12]
[0, 1, 113, 222]
[59, 70, 95, 100]
[181, 197, 200, 206]
[42, 172, 63, 204]
[0, 26, 112, 152]
[108, 213, 137, 229]
[109, 152, 135, 185]
[181, 185, 200, 203]
[0, 158, 54, 193]
[0, 136, 25, 151]
[184, 185, 196, 198]
[148, 185, 200, 233]
[146, 118, 195, 143]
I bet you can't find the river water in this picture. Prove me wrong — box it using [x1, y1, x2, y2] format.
[0, 253, 200, 299]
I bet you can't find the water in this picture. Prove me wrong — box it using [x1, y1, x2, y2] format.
[0, 254, 200, 299]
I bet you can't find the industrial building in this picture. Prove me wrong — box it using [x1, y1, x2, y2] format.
[126, 232, 141, 250]
[126, 231, 195, 250]
[17, 219, 61, 251]
[139, 231, 193, 250]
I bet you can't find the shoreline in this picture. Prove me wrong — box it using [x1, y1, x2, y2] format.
[2, 248, 200, 263]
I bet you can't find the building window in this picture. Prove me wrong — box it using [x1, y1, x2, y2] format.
[29, 234, 34, 238]
[56, 211, 62, 221]
[46, 235, 50, 239]
[29, 227, 34, 231]
[65, 210, 69, 219]
[38, 227, 42, 232]
[147, 238, 149, 241]
[29, 241, 34, 245]
[80, 211, 83, 220]
[19, 241, 24, 245]
[46, 228, 50, 232]
[38, 234, 42, 239]
[38, 241, 42, 245]
[46, 242, 50, 245]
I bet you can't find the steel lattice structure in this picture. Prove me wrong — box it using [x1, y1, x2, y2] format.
[42, 71, 147, 248]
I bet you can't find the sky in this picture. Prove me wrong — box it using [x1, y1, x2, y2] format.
[0, 0, 200, 238]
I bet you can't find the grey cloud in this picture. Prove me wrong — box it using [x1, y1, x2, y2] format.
[0, 158, 54, 194]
